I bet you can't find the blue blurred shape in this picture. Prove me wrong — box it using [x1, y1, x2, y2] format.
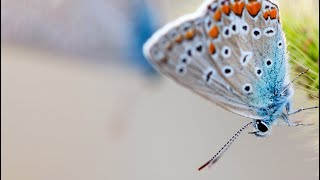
[126, 0, 159, 76]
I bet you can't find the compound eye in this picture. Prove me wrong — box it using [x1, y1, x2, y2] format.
[256, 120, 268, 133]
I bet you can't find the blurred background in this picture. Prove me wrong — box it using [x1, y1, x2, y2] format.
[1, 0, 319, 180]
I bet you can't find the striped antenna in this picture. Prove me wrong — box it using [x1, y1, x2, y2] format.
[198, 121, 253, 171]
[281, 68, 309, 95]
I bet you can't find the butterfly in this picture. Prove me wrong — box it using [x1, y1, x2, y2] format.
[142, 0, 319, 171]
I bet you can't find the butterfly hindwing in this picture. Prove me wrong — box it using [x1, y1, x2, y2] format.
[143, 0, 289, 119]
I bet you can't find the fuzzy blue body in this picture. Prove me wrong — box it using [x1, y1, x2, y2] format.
[252, 28, 292, 127]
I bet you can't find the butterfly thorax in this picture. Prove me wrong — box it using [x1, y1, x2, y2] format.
[260, 86, 292, 125]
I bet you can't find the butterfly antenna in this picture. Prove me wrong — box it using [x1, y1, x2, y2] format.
[281, 68, 309, 95]
[198, 121, 253, 171]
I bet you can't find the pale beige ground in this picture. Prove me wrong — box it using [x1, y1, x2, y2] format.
[1, 46, 318, 180]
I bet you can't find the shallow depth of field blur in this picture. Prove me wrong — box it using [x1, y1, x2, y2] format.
[1, 0, 319, 180]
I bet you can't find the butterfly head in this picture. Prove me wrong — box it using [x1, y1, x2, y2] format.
[251, 120, 271, 137]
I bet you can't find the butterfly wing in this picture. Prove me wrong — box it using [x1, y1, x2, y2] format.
[143, 0, 289, 119]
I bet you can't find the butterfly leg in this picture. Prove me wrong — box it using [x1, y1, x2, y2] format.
[287, 106, 319, 115]
[286, 102, 319, 116]
[281, 113, 312, 127]
[281, 102, 318, 127]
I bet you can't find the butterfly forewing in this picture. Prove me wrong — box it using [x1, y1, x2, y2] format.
[143, 0, 288, 119]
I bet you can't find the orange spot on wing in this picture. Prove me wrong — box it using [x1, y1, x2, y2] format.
[185, 30, 195, 40]
[263, 9, 277, 20]
[213, 10, 222, 21]
[232, 1, 245, 16]
[175, 35, 183, 43]
[263, 10, 270, 20]
[246, 2, 261, 17]
[269, 9, 277, 19]
[208, 26, 219, 39]
[209, 43, 216, 55]
[221, 5, 231, 15]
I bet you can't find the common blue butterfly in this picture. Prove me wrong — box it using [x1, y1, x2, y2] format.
[142, 0, 319, 170]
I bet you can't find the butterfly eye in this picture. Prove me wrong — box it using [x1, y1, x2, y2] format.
[252, 27, 262, 40]
[255, 120, 269, 133]
[252, 120, 271, 137]
[265, 59, 273, 68]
